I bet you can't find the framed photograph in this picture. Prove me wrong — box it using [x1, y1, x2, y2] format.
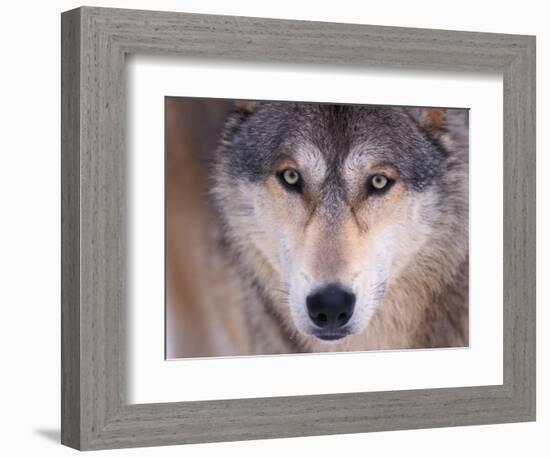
[61, 6, 536, 450]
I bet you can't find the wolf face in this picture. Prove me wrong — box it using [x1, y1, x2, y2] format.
[212, 103, 468, 345]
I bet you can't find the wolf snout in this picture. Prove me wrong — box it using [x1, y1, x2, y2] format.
[306, 284, 356, 339]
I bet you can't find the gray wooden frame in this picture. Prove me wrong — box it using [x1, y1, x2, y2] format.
[61, 6, 536, 451]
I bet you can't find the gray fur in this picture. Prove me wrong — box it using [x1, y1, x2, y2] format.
[218, 103, 448, 190]
[211, 102, 469, 354]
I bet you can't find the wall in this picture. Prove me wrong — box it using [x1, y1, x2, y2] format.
[0, 0, 546, 456]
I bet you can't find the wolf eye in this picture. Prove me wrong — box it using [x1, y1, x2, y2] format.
[371, 175, 388, 189]
[367, 174, 392, 194]
[278, 168, 303, 193]
[283, 169, 299, 185]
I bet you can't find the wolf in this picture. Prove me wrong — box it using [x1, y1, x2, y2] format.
[210, 102, 469, 355]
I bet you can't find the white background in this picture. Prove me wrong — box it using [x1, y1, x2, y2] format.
[129, 59, 503, 403]
[0, 0, 546, 457]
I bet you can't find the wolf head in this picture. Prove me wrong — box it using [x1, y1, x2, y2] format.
[212, 102, 468, 344]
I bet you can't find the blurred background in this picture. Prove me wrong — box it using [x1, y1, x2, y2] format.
[165, 97, 252, 359]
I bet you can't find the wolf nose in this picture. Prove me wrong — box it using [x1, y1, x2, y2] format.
[306, 284, 356, 329]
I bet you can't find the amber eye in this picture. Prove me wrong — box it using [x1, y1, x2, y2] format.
[277, 168, 304, 193]
[371, 175, 388, 189]
[282, 168, 300, 185]
[367, 174, 393, 195]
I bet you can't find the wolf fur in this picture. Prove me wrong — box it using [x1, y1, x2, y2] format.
[210, 103, 469, 355]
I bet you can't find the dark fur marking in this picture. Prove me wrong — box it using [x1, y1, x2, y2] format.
[220, 103, 448, 193]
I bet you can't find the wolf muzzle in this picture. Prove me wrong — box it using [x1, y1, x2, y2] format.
[306, 283, 356, 340]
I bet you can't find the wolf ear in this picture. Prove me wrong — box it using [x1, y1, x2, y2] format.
[410, 107, 469, 152]
[416, 108, 447, 138]
[234, 100, 257, 113]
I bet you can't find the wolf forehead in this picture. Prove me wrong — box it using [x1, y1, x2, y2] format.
[219, 102, 447, 190]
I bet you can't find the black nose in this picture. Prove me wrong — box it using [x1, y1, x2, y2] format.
[306, 284, 356, 330]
